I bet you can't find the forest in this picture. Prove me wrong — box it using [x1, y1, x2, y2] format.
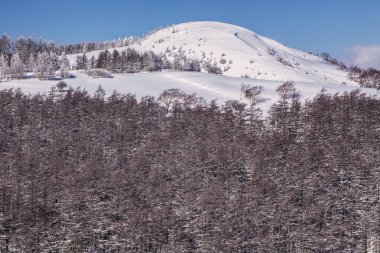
[0, 82, 379, 252]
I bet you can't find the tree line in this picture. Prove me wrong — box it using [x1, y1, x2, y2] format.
[58, 36, 138, 55]
[0, 82, 379, 252]
[76, 48, 203, 74]
[0, 34, 138, 61]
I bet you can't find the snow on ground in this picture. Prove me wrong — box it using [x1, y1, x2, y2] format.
[1, 70, 377, 114]
[67, 21, 354, 84]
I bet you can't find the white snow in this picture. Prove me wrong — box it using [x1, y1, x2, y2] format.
[67, 21, 354, 84]
[1, 70, 377, 114]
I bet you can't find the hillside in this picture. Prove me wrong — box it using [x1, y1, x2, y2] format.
[67, 21, 354, 84]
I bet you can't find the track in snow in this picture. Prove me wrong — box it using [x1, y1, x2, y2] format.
[165, 73, 231, 98]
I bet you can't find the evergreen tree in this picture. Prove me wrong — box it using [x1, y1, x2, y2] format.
[111, 49, 121, 72]
[126, 48, 142, 73]
[96, 51, 106, 69]
[14, 36, 29, 65]
[76, 53, 88, 70]
[90, 56, 96, 69]
[120, 51, 127, 71]
[0, 35, 11, 65]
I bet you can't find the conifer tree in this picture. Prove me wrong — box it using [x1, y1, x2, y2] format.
[111, 49, 121, 72]
[0, 35, 11, 65]
[15, 36, 29, 65]
[76, 53, 88, 70]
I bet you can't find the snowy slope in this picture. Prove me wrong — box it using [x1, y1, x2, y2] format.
[67, 21, 353, 84]
[2, 70, 376, 114]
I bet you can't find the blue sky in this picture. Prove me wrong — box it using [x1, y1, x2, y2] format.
[1, 0, 380, 66]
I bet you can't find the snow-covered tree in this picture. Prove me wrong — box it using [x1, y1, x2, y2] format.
[161, 55, 172, 70]
[173, 54, 184, 70]
[205, 64, 222, 74]
[10, 52, 25, 79]
[241, 85, 264, 127]
[76, 53, 89, 70]
[184, 58, 201, 72]
[0, 54, 9, 82]
[49, 52, 59, 73]
[33, 52, 45, 79]
[111, 49, 121, 72]
[59, 52, 71, 78]
[125, 48, 142, 73]
[14, 36, 29, 65]
[90, 56, 96, 69]
[158, 88, 186, 113]
[0, 35, 11, 64]
[33, 51, 55, 80]
[142, 51, 154, 71]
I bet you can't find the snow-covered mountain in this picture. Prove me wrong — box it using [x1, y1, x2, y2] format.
[67, 21, 353, 84]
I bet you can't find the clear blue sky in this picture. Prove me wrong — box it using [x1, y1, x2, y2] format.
[1, 0, 380, 61]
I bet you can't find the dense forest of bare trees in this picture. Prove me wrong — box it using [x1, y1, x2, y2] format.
[0, 82, 379, 252]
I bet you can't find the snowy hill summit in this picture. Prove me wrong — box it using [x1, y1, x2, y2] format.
[68, 21, 353, 84]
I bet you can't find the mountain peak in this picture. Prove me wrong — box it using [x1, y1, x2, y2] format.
[168, 21, 254, 32]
